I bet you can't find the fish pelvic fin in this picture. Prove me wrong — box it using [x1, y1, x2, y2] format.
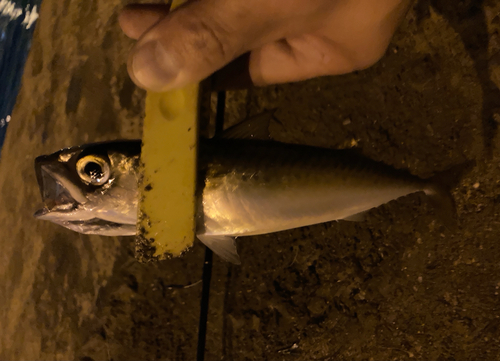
[424, 160, 475, 229]
[197, 235, 241, 265]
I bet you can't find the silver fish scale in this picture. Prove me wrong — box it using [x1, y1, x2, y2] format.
[197, 138, 425, 237]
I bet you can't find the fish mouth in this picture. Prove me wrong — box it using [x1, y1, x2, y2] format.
[34, 155, 136, 236]
[34, 156, 83, 215]
[34, 158, 80, 216]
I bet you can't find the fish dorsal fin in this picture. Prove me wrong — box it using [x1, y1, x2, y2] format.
[220, 111, 274, 140]
[197, 235, 241, 264]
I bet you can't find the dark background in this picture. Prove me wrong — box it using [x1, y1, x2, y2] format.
[1, 0, 499, 360]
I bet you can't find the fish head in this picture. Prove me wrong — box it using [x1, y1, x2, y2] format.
[34, 140, 142, 236]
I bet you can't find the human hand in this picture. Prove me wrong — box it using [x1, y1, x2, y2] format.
[119, 0, 411, 91]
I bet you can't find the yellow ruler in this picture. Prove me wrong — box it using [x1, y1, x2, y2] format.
[136, 0, 199, 261]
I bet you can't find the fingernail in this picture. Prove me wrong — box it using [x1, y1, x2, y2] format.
[131, 41, 179, 91]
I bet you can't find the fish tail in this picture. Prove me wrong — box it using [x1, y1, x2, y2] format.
[423, 182, 457, 229]
[423, 160, 475, 229]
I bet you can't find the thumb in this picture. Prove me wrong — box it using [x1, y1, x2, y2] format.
[127, 0, 286, 91]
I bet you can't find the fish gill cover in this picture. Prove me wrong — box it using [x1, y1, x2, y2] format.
[0, 0, 41, 156]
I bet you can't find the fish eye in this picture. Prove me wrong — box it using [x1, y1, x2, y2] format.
[76, 155, 110, 185]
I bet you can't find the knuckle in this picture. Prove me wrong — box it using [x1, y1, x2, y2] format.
[197, 19, 232, 59]
[174, 10, 235, 65]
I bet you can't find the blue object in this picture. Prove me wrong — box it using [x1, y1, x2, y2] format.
[0, 0, 41, 156]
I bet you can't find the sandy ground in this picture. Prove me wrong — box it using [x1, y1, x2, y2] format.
[1, 0, 500, 360]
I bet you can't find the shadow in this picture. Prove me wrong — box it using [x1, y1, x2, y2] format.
[416, 0, 500, 157]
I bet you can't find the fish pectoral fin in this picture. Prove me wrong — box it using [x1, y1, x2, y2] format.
[342, 210, 370, 222]
[197, 235, 241, 265]
[220, 111, 274, 140]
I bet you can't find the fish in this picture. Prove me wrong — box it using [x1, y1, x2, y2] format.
[34, 119, 459, 264]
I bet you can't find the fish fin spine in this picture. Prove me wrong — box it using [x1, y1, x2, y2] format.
[219, 111, 274, 140]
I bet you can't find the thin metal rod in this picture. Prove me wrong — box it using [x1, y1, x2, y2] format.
[215, 91, 226, 134]
[196, 90, 225, 361]
[196, 247, 213, 361]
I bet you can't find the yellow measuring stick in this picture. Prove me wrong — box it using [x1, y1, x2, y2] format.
[136, 0, 199, 261]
